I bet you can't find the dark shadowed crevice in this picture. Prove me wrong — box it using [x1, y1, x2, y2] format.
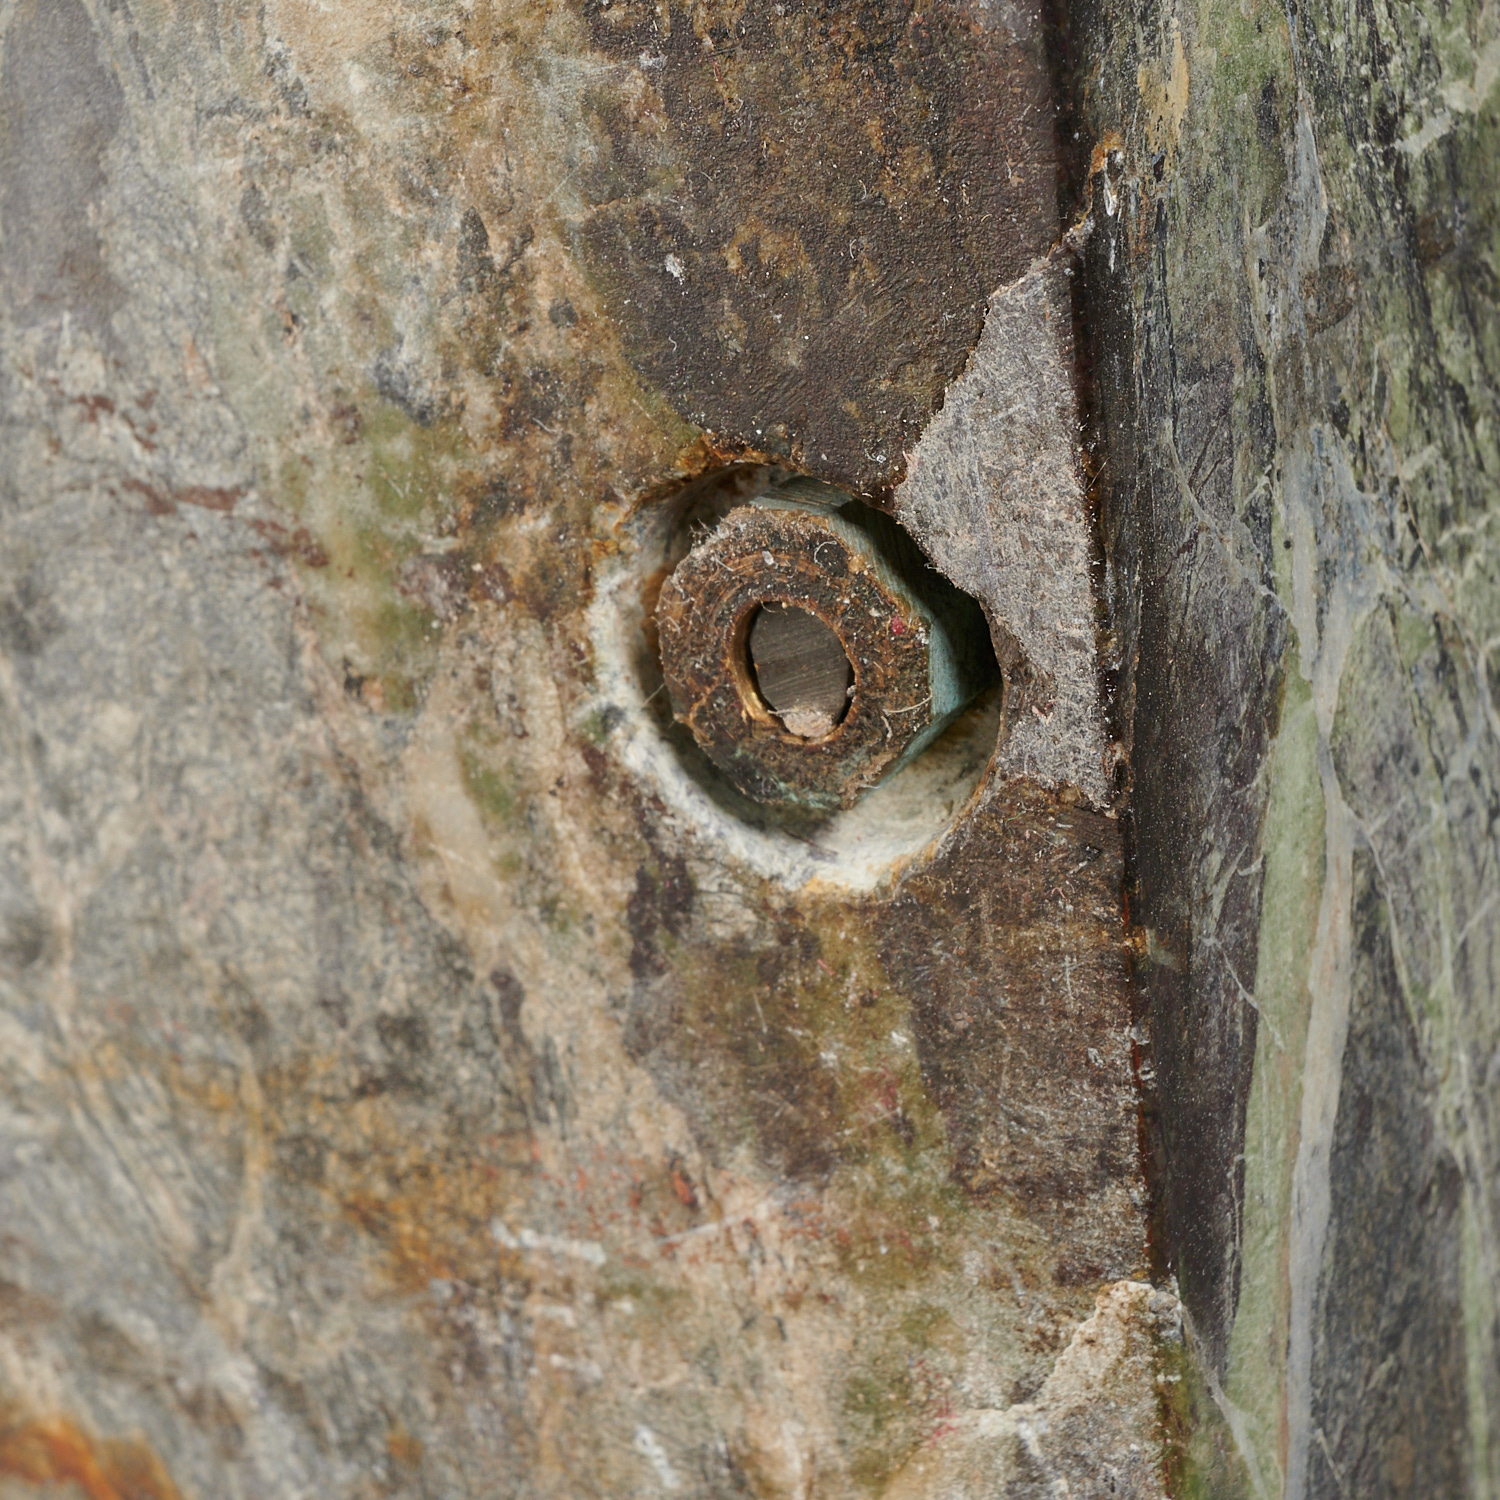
[1066, 0, 1287, 1377]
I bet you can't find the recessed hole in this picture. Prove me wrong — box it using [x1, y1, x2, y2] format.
[590, 463, 1004, 884]
[746, 603, 854, 739]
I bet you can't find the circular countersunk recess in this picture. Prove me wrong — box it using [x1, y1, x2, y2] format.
[587, 469, 1002, 890]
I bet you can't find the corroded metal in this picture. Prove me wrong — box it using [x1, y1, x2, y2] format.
[655, 482, 996, 810]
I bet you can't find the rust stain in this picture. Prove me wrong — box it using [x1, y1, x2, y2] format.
[627, 433, 789, 513]
[0, 1414, 182, 1500]
[1088, 129, 1127, 178]
[174, 485, 245, 513]
[119, 478, 246, 516]
[385, 1423, 422, 1470]
[248, 519, 331, 568]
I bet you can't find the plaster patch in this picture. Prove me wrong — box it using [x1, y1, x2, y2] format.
[895, 256, 1111, 806]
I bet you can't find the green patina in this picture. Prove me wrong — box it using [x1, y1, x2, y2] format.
[1158, 1330, 1257, 1500]
[459, 744, 517, 827]
[1220, 655, 1320, 1492]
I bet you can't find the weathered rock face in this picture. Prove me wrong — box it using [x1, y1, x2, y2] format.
[573, 0, 1059, 494]
[0, 2, 1170, 1498]
[1076, 0, 1500, 1488]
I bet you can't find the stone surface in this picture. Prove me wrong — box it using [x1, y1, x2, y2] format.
[1076, 0, 1500, 1488]
[0, 2, 1168, 1497]
[882, 1281, 1179, 1499]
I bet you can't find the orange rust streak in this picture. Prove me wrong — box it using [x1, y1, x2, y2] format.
[0, 1415, 182, 1500]
[1088, 128, 1125, 178]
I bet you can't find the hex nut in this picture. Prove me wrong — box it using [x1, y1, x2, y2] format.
[655, 481, 996, 811]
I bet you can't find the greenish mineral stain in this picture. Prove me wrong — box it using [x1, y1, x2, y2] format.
[460, 746, 517, 825]
[1090, 0, 1500, 1480]
[1160, 1334, 1257, 1500]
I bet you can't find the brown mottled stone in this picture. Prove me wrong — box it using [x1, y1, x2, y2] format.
[0, 0, 1173, 1495]
[577, 0, 1062, 495]
[881, 780, 1143, 1278]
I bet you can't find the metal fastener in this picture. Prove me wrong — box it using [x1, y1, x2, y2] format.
[655, 479, 996, 810]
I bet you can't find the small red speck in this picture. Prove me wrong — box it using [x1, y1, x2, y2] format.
[890, 619, 906, 636]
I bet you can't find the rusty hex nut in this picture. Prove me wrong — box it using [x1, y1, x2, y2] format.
[655, 482, 996, 811]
